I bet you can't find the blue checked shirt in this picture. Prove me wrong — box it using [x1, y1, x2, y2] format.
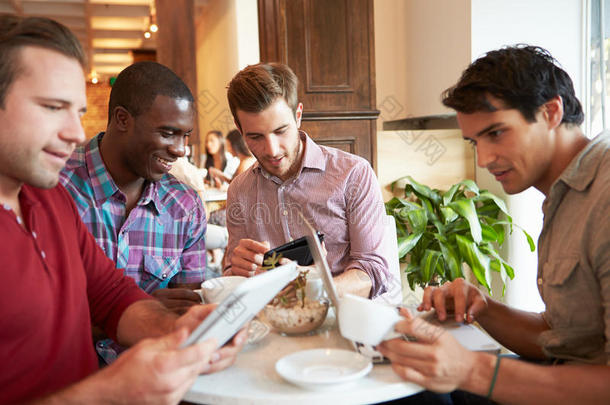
[59, 133, 207, 293]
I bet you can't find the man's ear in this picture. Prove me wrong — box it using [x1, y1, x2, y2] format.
[542, 96, 563, 129]
[112, 106, 131, 131]
[295, 103, 303, 128]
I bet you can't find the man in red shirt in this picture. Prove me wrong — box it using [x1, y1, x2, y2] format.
[0, 15, 245, 404]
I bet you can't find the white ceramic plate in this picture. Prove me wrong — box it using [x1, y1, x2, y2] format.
[276, 349, 372, 389]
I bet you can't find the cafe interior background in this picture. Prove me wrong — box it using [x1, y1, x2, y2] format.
[3, 0, 608, 313]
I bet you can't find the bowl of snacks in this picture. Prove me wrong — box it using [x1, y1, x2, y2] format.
[261, 258, 329, 335]
[264, 297, 329, 335]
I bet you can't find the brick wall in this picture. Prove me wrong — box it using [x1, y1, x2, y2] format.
[82, 82, 111, 140]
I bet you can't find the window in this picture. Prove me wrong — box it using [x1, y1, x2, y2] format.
[585, 0, 610, 136]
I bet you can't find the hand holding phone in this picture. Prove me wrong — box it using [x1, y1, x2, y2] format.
[229, 239, 270, 277]
[263, 232, 325, 266]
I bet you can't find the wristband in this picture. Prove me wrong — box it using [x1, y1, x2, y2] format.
[486, 353, 502, 399]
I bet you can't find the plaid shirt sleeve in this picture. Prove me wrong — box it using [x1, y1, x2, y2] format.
[170, 197, 207, 285]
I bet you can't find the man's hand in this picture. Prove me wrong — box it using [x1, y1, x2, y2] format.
[91, 326, 217, 404]
[418, 278, 489, 323]
[229, 239, 270, 277]
[151, 288, 202, 315]
[377, 308, 477, 393]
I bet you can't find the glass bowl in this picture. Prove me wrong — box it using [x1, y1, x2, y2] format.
[264, 298, 329, 335]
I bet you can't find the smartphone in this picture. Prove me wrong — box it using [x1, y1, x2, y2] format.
[263, 232, 325, 266]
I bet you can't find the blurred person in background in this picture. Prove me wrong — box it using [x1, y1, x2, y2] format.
[202, 129, 238, 187]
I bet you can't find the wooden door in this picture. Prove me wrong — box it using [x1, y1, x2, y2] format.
[258, 0, 379, 169]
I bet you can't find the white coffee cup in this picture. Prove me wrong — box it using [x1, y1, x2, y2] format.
[338, 293, 402, 346]
[305, 269, 324, 300]
[200, 276, 246, 304]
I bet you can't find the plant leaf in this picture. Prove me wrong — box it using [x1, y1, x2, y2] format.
[407, 208, 428, 234]
[456, 235, 491, 291]
[448, 199, 482, 243]
[437, 236, 462, 280]
[459, 179, 480, 195]
[476, 191, 510, 218]
[440, 207, 459, 224]
[404, 176, 442, 205]
[442, 183, 460, 205]
[481, 223, 499, 242]
[397, 233, 423, 258]
[420, 249, 443, 284]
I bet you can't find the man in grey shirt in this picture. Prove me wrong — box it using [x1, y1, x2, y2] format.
[378, 45, 609, 403]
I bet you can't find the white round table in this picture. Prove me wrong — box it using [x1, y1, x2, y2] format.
[182, 312, 423, 405]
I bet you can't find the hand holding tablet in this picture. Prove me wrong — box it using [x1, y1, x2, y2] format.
[181, 262, 299, 349]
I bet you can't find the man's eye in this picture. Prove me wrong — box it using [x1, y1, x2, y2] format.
[44, 105, 62, 111]
[488, 130, 503, 138]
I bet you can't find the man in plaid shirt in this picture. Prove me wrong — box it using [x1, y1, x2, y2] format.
[60, 61, 206, 314]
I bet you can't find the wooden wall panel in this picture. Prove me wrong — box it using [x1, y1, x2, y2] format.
[258, 0, 379, 169]
[155, 0, 200, 152]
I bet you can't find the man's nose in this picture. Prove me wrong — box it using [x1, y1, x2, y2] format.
[168, 137, 186, 158]
[476, 143, 495, 168]
[60, 111, 86, 145]
[264, 135, 280, 156]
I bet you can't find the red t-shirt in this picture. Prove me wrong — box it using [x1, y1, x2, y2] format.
[0, 184, 151, 404]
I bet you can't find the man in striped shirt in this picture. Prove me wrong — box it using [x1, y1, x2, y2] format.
[223, 63, 397, 301]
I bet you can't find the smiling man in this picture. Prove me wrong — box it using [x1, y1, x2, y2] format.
[59, 63, 206, 365]
[377, 45, 610, 404]
[222, 63, 396, 301]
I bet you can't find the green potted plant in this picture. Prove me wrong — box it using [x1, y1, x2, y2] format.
[385, 176, 535, 294]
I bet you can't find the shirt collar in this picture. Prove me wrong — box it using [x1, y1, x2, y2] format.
[555, 132, 609, 192]
[85, 133, 163, 213]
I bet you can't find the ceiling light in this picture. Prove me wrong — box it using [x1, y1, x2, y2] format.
[144, 31, 151, 39]
[150, 23, 158, 33]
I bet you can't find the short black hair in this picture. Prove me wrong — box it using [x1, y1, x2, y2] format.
[108, 61, 194, 122]
[0, 14, 86, 108]
[442, 45, 584, 125]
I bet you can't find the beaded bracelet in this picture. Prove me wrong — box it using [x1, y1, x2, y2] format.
[487, 353, 502, 399]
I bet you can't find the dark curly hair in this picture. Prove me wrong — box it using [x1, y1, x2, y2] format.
[442, 45, 584, 125]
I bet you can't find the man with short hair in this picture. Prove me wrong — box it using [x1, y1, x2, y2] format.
[378, 45, 610, 404]
[223, 62, 397, 301]
[60, 61, 205, 314]
[0, 15, 243, 404]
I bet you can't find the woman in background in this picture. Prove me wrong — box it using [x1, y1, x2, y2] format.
[202, 130, 238, 187]
[225, 129, 256, 178]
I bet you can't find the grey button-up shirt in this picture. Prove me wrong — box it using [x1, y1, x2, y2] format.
[537, 132, 610, 364]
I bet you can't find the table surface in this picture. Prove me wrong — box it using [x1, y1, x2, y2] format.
[183, 311, 423, 405]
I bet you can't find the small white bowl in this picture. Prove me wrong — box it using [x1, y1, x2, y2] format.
[200, 276, 246, 303]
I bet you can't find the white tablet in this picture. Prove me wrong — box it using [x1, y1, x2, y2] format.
[181, 261, 299, 349]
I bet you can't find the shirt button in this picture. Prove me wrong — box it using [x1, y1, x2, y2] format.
[2, 203, 10, 210]
[16, 216, 22, 225]
[283, 210, 288, 216]
[41, 251, 46, 259]
[537, 278, 543, 285]
[162, 273, 167, 279]
[32, 231, 37, 239]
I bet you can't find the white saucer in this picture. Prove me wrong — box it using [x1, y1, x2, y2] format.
[276, 349, 372, 389]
